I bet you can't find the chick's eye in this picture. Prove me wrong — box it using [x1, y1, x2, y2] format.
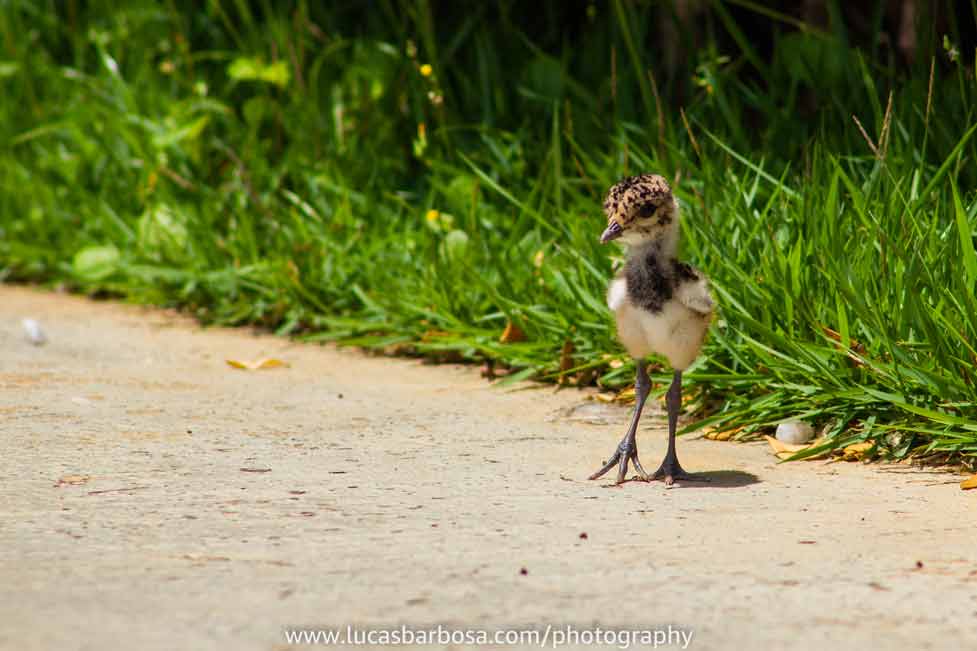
[637, 203, 657, 219]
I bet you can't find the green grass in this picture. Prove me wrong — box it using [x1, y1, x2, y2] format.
[2, 1, 977, 466]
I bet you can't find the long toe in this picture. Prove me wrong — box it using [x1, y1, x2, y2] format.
[615, 452, 631, 484]
[651, 460, 711, 486]
[630, 455, 650, 481]
[590, 442, 649, 484]
[588, 451, 621, 481]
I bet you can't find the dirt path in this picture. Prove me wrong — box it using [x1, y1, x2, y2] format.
[2, 285, 975, 650]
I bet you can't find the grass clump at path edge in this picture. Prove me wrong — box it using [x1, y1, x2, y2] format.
[2, 1, 977, 466]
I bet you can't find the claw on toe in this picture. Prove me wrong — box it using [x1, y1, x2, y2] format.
[588, 445, 649, 484]
[591, 447, 709, 486]
[650, 463, 711, 486]
[630, 457, 651, 481]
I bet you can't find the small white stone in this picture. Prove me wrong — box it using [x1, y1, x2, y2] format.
[22, 318, 47, 346]
[776, 421, 814, 445]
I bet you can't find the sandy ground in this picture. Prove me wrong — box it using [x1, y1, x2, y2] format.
[1, 284, 975, 651]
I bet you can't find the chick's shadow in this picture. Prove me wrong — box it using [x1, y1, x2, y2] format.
[671, 470, 760, 488]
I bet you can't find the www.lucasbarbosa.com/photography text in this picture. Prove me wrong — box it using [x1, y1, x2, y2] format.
[282, 624, 695, 648]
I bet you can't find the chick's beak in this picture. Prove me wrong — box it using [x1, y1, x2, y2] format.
[600, 221, 623, 244]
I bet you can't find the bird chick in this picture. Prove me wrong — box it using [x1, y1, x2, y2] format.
[590, 174, 714, 486]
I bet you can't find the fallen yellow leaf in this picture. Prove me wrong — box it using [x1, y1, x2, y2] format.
[226, 358, 289, 370]
[765, 435, 809, 454]
[616, 387, 636, 402]
[961, 474, 977, 490]
[56, 474, 91, 487]
[842, 441, 874, 461]
[704, 426, 745, 441]
[712, 430, 733, 441]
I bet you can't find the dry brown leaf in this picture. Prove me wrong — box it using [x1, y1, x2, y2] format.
[383, 343, 414, 356]
[226, 358, 289, 370]
[821, 326, 865, 352]
[499, 320, 525, 344]
[420, 329, 451, 341]
[960, 474, 977, 490]
[559, 340, 575, 376]
[576, 367, 596, 387]
[286, 259, 301, 282]
[821, 326, 867, 367]
[56, 474, 91, 487]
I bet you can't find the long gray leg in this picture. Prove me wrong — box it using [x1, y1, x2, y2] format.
[651, 370, 711, 485]
[589, 360, 652, 484]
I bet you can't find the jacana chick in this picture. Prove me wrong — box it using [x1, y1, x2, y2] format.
[590, 174, 714, 486]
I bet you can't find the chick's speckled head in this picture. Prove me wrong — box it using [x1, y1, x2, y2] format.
[600, 174, 678, 246]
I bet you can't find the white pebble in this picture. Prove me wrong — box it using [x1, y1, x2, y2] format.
[22, 318, 47, 346]
[776, 421, 814, 445]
